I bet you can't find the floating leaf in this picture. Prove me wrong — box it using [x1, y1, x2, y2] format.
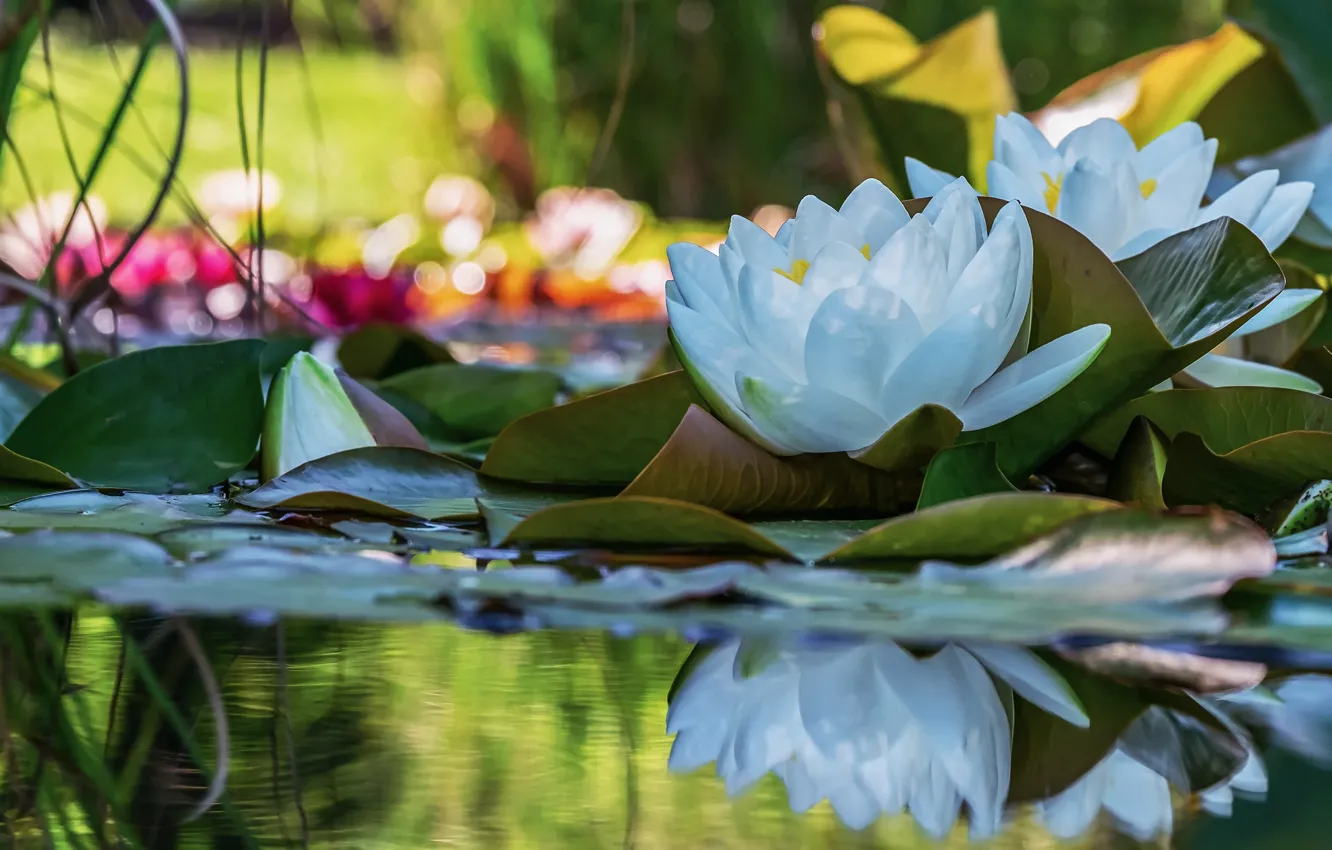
[0, 491, 247, 535]
[155, 523, 362, 559]
[336, 323, 454, 379]
[1263, 479, 1332, 535]
[237, 447, 481, 520]
[824, 493, 1120, 563]
[481, 371, 704, 486]
[749, 519, 883, 563]
[1106, 417, 1169, 509]
[916, 442, 1015, 510]
[501, 496, 791, 557]
[6, 340, 266, 492]
[620, 405, 918, 516]
[0, 531, 174, 590]
[380, 363, 562, 442]
[0, 445, 77, 488]
[1164, 430, 1332, 514]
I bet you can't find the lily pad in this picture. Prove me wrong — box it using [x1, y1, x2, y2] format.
[916, 442, 1015, 510]
[500, 496, 792, 557]
[0, 445, 78, 488]
[823, 492, 1120, 563]
[0, 530, 174, 589]
[237, 447, 481, 520]
[1164, 430, 1332, 514]
[619, 405, 919, 516]
[6, 340, 267, 492]
[155, 523, 358, 559]
[381, 363, 563, 442]
[1106, 417, 1169, 509]
[1082, 386, 1332, 458]
[959, 208, 1282, 478]
[336, 323, 455, 379]
[0, 490, 250, 535]
[852, 404, 962, 473]
[481, 371, 704, 485]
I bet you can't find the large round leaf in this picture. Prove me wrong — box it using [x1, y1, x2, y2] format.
[6, 340, 266, 492]
[336, 323, 454, 379]
[380, 363, 562, 441]
[481, 371, 704, 486]
[237, 446, 481, 520]
[1164, 431, 1332, 514]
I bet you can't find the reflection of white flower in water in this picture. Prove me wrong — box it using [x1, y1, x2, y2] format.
[666, 177, 1109, 455]
[1041, 675, 1332, 840]
[908, 114, 1321, 393]
[424, 174, 494, 258]
[525, 186, 641, 279]
[198, 169, 282, 221]
[667, 638, 1088, 836]
[0, 192, 107, 278]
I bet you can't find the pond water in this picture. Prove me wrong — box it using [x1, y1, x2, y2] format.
[5, 608, 1332, 848]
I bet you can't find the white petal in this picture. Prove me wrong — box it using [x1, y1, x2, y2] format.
[1253, 181, 1315, 250]
[1135, 123, 1206, 174]
[800, 241, 870, 302]
[1055, 158, 1134, 254]
[958, 323, 1111, 430]
[1057, 118, 1137, 167]
[963, 643, 1090, 727]
[724, 214, 787, 270]
[1183, 353, 1322, 393]
[736, 264, 817, 382]
[876, 310, 991, 428]
[737, 371, 889, 454]
[986, 160, 1046, 210]
[791, 195, 862, 260]
[1138, 138, 1217, 233]
[945, 203, 1033, 382]
[1102, 754, 1173, 840]
[905, 157, 956, 198]
[994, 112, 1061, 182]
[839, 178, 909, 245]
[922, 177, 984, 239]
[774, 218, 793, 248]
[667, 241, 734, 325]
[804, 285, 923, 409]
[1232, 288, 1323, 336]
[928, 186, 985, 278]
[1198, 170, 1280, 229]
[864, 215, 952, 328]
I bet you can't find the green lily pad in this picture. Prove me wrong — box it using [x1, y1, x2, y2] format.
[6, 340, 267, 492]
[1106, 416, 1169, 509]
[336, 323, 455, 379]
[237, 446, 481, 520]
[958, 206, 1282, 478]
[748, 519, 883, 563]
[851, 405, 962, 473]
[0, 371, 45, 442]
[396, 526, 486, 552]
[619, 405, 919, 516]
[155, 523, 357, 559]
[0, 530, 174, 589]
[0, 445, 78, 488]
[823, 492, 1121, 563]
[500, 496, 792, 557]
[380, 364, 562, 442]
[0, 490, 250, 535]
[480, 371, 704, 485]
[477, 490, 594, 545]
[1082, 386, 1332, 458]
[1164, 430, 1332, 514]
[1241, 261, 1326, 367]
[916, 442, 1015, 510]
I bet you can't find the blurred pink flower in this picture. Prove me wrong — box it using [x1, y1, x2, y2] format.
[305, 267, 415, 329]
[524, 187, 641, 278]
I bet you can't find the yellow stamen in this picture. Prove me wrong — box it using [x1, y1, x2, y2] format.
[861, 244, 872, 260]
[1140, 178, 1158, 199]
[1042, 172, 1063, 213]
[775, 259, 811, 284]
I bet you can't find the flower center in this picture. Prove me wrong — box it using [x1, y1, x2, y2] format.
[775, 260, 810, 284]
[1042, 172, 1063, 213]
[1140, 178, 1158, 199]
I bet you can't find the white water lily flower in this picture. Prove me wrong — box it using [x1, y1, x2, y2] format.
[0, 192, 107, 278]
[665, 178, 1111, 456]
[262, 351, 375, 480]
[667, 638, 1088, 836]
[1210, 124, 1332, 250]
[908, 114, 1320, 393]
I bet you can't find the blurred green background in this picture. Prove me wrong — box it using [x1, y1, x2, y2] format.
[7, 0, 1228, 233]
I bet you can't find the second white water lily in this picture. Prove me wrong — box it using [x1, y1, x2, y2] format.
[665, 178, 1110, 456]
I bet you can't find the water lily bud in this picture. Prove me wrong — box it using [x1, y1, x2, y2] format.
[665, 177, 1110, 456]
[261, 351, 426, 480]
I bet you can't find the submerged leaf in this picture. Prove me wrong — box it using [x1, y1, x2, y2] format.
[238, 447, 481, 520]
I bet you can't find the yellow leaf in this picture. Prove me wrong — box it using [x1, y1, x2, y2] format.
[816, 5, 920, 85]
[1033, 22, 1264, 147]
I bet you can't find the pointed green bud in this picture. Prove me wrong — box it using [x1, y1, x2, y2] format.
[261, 351, 426, 480]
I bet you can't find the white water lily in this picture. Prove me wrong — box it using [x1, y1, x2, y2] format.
[1210, 124, 1332, 251]
[667, 638, 1088, 836]
[262, 352, 376, 480]
[908, 113, 1321, 393]
[665, 178, 1110, 456]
